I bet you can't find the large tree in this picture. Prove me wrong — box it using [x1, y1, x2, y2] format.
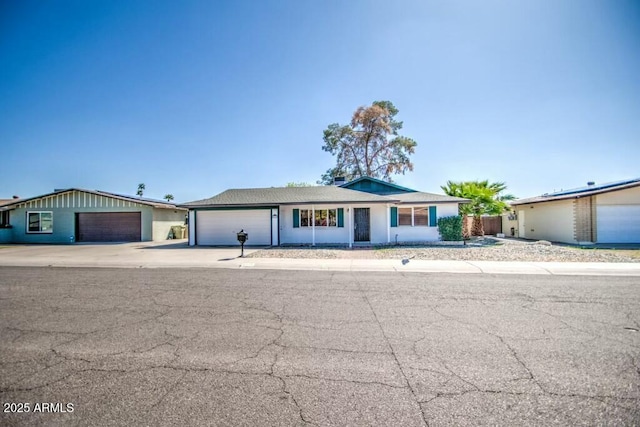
[319, 101, 417, 184]
[441, 180, 515, 237]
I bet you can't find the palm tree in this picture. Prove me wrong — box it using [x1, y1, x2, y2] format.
[136, 183, 145, 198]
[441, 180, 515, 237]
[440, 181, 473, 238]
[164, 194, 174, 202]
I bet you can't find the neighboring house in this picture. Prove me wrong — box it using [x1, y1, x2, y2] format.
[0, 189, 187, 244]
[182, 177, 468, 247]
[0, 197, 20, 243]
[507, 178, 640, 244]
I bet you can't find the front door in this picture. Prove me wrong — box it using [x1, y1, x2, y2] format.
[354, 208, 370, 242]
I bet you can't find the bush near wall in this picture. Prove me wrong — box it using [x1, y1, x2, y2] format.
[437, 215, 463, 241]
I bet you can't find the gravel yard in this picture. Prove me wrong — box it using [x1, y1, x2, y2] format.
[246, 238, 640, 262]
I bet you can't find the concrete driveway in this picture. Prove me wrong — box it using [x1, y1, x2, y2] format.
[0, 241, 262, 267]
[1, 267, 638, 426]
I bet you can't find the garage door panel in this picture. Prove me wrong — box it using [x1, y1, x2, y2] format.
[597, 205, 640, 243]
[196, 210, 271, 245]
[77, 212, 141, 242]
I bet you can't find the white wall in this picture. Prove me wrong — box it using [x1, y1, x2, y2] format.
[276, 202, 461, 245]
[280, 205, 350, 245]
[390, 204, 459, 243]
[515, 200, 575, 243]
[369, 204, 389, 244]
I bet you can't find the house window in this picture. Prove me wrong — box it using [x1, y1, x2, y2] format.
[0, 210, 9, 227]
[299, 209, 337, 227]
[414, 208, 429, 226]
[300, 209, 310, 226]
[27, 211, 53, 233]
[397, 207, 429, 227]
[328, 209, 337, 226]
[398, 208, 412, 226]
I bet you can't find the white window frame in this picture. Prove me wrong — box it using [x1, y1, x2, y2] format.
[26, 211, 53, 234]
[299, 208, 338, 228]
[397, 206, 430, 227]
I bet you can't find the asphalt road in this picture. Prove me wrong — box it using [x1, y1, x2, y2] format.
[0, 267, 639, 426]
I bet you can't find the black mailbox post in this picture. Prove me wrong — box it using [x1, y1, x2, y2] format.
[237, 229, 248, 257]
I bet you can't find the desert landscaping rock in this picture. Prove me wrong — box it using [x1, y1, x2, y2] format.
[247, 238, 640, 263]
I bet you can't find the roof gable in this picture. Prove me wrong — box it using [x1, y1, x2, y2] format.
[340, 176, 416, 194]
[1, 189, 185, 210]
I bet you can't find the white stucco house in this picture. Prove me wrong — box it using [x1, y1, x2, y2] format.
[507, 178, 640, 244]
[182, 177, 468, 247]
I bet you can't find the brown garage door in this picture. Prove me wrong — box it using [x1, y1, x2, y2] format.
[76, 212, 141, 242]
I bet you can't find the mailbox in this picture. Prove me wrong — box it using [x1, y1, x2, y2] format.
[237, 229, 248, 256]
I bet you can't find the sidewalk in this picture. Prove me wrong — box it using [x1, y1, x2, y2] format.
[1, 242, 640, 275]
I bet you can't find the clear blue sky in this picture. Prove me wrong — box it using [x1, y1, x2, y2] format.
[2, 0, 639, 202]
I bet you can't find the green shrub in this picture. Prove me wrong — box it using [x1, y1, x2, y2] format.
[437, 215, 463, 241]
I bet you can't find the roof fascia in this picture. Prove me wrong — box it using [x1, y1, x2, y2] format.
[511, 181, 640, 205]
[340, 176, 417, 193]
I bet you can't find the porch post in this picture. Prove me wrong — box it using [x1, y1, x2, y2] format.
[311, 205, 315, 246]
[386, 204, 390, 243]
[348, 205, 352, 248]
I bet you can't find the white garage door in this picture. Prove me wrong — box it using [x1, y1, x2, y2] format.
[196, 210, 272, 246]
[597, 205, 640, 243]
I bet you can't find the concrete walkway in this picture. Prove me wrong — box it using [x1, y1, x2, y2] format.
[1, 241, 639, 276]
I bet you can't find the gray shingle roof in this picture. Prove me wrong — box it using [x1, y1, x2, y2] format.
[182, 186, 467, 207]
[182, 186, 398, 207]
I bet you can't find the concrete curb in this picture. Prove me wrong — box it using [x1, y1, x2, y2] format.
[1, 257, 639, 276]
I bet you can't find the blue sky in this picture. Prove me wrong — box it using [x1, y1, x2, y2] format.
[2, 0, 639, 202]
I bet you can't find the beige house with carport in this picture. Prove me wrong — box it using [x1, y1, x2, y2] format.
[506, 178, 640, 244]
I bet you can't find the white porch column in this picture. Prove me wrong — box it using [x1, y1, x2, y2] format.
[348, 205, 353, 248]
[188, 211, 196, 246]
[386, 204, 390, 243]
[311, 205, 315, 246]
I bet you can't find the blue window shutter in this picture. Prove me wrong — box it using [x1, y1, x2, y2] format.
[390, 207, 398, 227]
[429, 206, 437, 227]
[337, 208, 344, 227]
[293, 209, 299, 228]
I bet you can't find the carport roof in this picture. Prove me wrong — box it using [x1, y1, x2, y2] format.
[182, 186, 400, 207]
[511, 177, 640, 205]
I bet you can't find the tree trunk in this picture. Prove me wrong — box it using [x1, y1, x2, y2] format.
[462, 214, 471, 239]
[471, 215, 484, 236]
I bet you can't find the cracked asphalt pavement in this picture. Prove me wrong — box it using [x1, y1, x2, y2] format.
[1, 266, 639, 426]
